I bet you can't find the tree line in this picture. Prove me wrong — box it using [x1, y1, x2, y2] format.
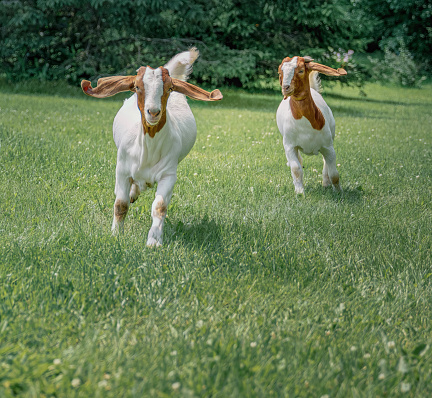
[1, 0, 431, 87]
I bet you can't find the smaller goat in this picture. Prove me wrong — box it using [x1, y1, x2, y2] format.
[81, 48, 222, 246]
[276, 56, 347, 195]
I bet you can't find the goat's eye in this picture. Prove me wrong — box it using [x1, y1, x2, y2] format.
[299, 69, 305, 74]
[135, 86, 140, 92]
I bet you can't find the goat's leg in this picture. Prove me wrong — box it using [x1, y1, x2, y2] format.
[322, 156, 331, 187]
[129, 178, 141, 203]
[284, 145, 304, 195]
[146, 173, 177, 247]
[320, 147, 341, 192]
[112, 167, 132, 234]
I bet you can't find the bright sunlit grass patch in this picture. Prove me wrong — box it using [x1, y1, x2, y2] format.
[0, 82, 431, 397]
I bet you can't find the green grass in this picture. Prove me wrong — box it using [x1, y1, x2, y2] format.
[0, 81, 431, 397]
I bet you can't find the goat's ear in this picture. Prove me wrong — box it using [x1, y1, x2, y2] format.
[81, 75, 136, 98]
[306, 62, 347, 77]
[171, 79, 223, 101]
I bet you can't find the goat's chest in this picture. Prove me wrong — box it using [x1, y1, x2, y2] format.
[283, 115, 333, 155]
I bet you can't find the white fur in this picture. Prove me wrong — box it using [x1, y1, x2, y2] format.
[281, 57, 298, 89]
[276, 72, 341, 195]
[111, 49, 199, 246]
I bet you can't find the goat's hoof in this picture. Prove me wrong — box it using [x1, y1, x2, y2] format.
[295, 187, 305, 196]
[332, 184, 343, 193]
[146, 238, 162, 248]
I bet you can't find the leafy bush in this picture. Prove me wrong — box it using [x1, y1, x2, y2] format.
[368, 38, 427, 87]
[0, 0, 373, 87]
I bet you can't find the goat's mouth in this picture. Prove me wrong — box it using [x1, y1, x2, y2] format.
[282, 87, 294, 99]
[145, 116, 162, 126]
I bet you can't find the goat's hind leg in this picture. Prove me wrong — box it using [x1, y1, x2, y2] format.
[320, 147, 341, 192]
[112, 169, 132, 234]
[129, 178, 141, 203]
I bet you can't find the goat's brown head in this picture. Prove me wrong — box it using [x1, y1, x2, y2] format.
[278, 56, 347, 100]
[81, 66, 223, 137]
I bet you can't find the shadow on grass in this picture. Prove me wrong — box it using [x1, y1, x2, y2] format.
[325, 92, 415, 107]
[166, 215, 224, 248]
[306, 184, 364, 204]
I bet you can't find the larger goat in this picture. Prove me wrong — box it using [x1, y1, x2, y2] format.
[81, 48, 222, 246]
[276, 56, 346, 195]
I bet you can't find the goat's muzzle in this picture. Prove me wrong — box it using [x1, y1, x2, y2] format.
[282, 86, 294, 100]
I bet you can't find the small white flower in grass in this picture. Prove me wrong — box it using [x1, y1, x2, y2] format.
[98, 379, 108, 388]
[363, 353, 371, 359]
[172, 382, 181, 390]
[350, 346, 357, 352]
[53, 358, 61, 365]
[320, 395, 329, 398]
[193, 173, 198, 176]
[416, 175, 420, 178]
[313, 168, 318, 173]
[71, 378, 81, 388]
[401, 382, 411, 393]
[250, 342, 257, 348]
[337, 163, 341, 167]
[367, 158, 370, 161]
[170, 350, 177, 356]
[197, 195, 201, 198]
[196, 320, 204, 328]
[378, 373, 385, 380]
[207, 134, 211, 138]
[252, 251, 257, 255]
[379, 174, 382, 177]
[387, 341, 395, 349]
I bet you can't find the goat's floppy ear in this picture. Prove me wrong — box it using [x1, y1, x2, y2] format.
[171, 79, 223, 101]
[306, 62, 347, 77]
[81, 75, 136, 98]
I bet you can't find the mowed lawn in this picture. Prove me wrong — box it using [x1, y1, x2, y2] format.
[0, 80, 431, 397]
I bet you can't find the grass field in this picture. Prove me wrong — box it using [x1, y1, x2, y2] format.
[0, 80, 431, 397]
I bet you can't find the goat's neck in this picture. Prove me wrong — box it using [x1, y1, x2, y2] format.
[143, 112, 167, 138]
[290, 87, 325, 130]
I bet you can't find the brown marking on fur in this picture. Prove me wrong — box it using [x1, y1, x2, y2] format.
[114, 199, 129, 223]
[81, 62, 222, 139]
[129, 178, 141, 203]
[278, 56, 345, 131]
[331, 174, 340, 186]
[154, 199, 167, 219]
[292, 166, 302, 180]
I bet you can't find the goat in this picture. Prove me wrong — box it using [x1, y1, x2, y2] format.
[276, 56, 347, 195]
[81, 48, 223, 246]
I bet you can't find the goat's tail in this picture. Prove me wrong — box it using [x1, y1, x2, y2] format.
[309, 71, 322, 94]
[164, 47, 199, 81]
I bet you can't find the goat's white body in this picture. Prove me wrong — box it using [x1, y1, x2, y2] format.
[276, 73, 341, 195]
[113, 92, 196, 188]
[111, 50, 198, 246]
[276, 88, 335, 156]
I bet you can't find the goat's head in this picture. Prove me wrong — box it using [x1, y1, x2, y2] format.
[81, 66, 223, 137]
[278, 56, 347, 100]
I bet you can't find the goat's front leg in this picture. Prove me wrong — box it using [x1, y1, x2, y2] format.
[284, 144, 304, 195]
[320, 146, 341, 192]
[146, 173, 177, 247]
[112, 167, 132, 234]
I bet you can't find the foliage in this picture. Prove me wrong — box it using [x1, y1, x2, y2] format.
[368, 38, 427, 87]
[0, 0, 374, 87]
[359, 0, 432, 71]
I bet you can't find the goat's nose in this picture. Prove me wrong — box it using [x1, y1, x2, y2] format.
[148, 109, 161, 117]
